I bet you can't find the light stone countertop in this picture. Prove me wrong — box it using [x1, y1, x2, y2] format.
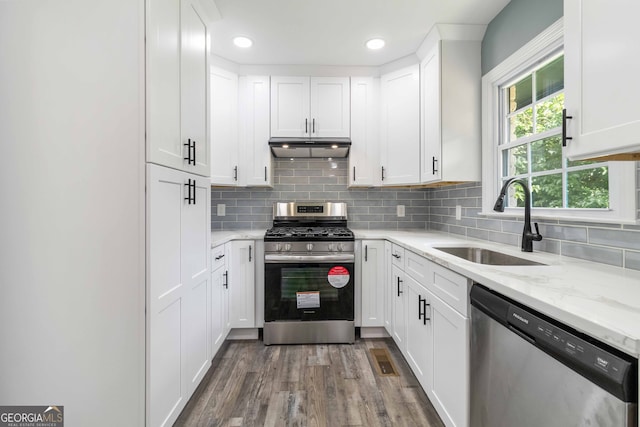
[354, 229, 640, 357]
[212, 228, 640, 357]
[211, 229, 267, 248]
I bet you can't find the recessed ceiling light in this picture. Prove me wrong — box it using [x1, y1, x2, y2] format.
[233, 36, 253, 48]
[366, 38, 385, 50]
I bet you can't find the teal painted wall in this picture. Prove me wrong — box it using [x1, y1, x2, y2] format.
[481, 0, 563, 75]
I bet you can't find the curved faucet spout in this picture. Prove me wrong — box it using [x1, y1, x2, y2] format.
[494, 178, 543, 252]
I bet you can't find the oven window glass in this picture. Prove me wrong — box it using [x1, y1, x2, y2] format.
[265, 262, 354, 322]
[281, 267, 339, 301]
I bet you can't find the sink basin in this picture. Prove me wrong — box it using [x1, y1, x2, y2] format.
[434, 247, 546, 266]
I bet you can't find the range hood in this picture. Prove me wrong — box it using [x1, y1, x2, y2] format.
[269, 137, 351, 158]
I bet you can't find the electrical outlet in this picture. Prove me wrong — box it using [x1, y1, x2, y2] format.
[217, 204, 226, 216]
[456, 205, 462, 220]
[397, 204, 405, 217]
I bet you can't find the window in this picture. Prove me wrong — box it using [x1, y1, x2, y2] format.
[482, 19, 636, 223]
[500, 54, 609, 210]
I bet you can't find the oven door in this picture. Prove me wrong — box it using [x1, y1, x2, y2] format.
[264, 256, 354, 322]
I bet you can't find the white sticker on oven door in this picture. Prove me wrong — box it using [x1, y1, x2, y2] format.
[297, 291, 320, 309]
[327, 266, 350, 288]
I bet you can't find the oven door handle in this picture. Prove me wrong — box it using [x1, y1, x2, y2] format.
[265, 254, 355, 263]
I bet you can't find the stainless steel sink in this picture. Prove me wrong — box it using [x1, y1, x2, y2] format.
[434, 247, 546, 266]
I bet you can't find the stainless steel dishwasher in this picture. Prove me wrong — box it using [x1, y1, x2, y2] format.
[470, 284, 637, 427]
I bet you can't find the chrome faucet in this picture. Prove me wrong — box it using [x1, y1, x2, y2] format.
[493, 178, 542, 252]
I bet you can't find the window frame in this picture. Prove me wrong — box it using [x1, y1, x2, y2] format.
[481, 18, 637, 224]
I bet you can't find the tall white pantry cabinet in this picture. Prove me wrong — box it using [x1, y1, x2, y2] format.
[146, 0, 216, 426]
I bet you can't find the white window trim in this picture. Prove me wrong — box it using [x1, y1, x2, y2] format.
[481, 18, 637, 224]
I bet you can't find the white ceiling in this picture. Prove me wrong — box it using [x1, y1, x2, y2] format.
[209, 0, 511, 66]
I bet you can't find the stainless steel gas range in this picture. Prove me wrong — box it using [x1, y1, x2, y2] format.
[263, 201, 355, 345]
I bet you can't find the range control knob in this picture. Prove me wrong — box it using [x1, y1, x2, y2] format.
[327, 243, 335, 251]
[284, 243, 292, 252]
[306, 243, 314, 251]
[337, 244, 344, 252]
[275, 243, 282, 252]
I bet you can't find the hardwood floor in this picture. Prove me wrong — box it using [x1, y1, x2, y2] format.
[175, 337, 444, 427]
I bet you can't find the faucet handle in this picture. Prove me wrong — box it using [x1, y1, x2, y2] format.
[533, 223, 543, 241]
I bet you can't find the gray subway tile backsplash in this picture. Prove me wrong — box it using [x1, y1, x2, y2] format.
[212, 159, 640, 271]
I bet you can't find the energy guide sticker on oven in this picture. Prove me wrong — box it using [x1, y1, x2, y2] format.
[297, 291, 320, 309]
[327, 266, 350, 288]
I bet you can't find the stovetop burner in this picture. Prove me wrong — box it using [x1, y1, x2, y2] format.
[265, 226, 354, 241]
[265, 202, 354, 242]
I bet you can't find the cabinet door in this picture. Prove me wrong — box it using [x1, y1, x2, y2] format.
[210, 67, 238, 185]
[147, 164, 188, 427]
[420, 43, 442, 183]
[349, 77, 380, 187]
[182, 175, 211, 394]
[565, 0, 640, 160]
[228, 240, 255, 328]
[405, 275, 432, 391]
[180, 0, 210, 176]
[310, 77, 350, 137]
[380, 64, 420, 185]
[211, 265, 228, 357]
[271, 76, 310, 137]
[391, 265, 407, 351]
[428, 290, 469, 427]
[383, 242, 393, 334]
[239, 76, 272, 187]
[147, 0, 182, 172]
[360, 240, 385, 327]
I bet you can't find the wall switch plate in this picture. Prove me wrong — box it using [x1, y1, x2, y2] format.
[456, 205, 462, 220]
[217, 204, 226, 216]
[397, 204, 405, 217]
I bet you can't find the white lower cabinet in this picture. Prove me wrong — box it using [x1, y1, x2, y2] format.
[426, 289, 469, 427]
[366, 241, 470, 427]
[404, 273, 432, 390]
[211, 243, 230, 357]
[383, 241, 393, 334]
[360, 240, 385, 326]
[147, 164, 211, 427]
[391, 265, 407, 351]
[228, 240, 256, 328]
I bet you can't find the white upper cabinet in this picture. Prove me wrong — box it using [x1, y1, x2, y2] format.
[147, 0, 211, 177]
[309, 77, 350, 137]
[380, 64, 420, 186]
[209, 66, 239, 185]
[271, 76, 350, 137]
[418, 25, 482, 185]
[564, 0, 640, 160]
[349, 77, 380, 187]
[239, 76, 273, 187]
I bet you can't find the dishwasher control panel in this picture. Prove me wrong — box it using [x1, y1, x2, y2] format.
[507, 305, 630, 386]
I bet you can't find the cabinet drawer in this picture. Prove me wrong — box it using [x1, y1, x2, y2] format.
[212, 245, 226, 271]
[391, 244, 405, 269]
[429, 264, 469, 316]
[405, 250, 428, 285]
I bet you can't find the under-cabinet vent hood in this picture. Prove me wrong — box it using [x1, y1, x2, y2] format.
[268, 137, 351, 158]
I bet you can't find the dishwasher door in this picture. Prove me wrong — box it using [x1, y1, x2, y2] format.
[470, 285, 637, 427]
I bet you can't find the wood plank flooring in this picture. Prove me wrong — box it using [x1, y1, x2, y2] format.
[175, 338, 444, 427]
